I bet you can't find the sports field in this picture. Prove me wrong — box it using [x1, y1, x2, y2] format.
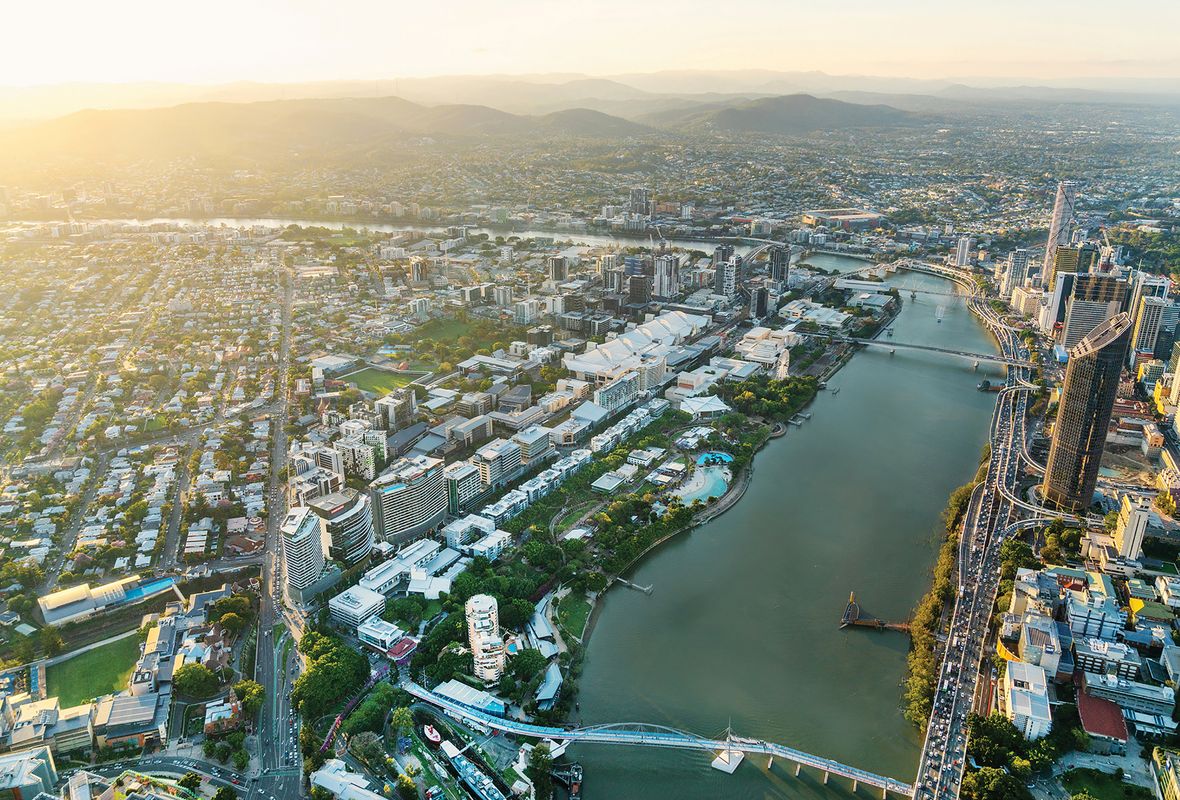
[46, 634, 141, 706]
[342, 367, 424, 395]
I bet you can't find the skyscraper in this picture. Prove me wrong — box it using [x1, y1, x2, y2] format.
[280, 507, 325, 593]
[1041, 181, 1077, 288]
[1000, 249, 1031, 298]
[750, 286, 769, 319]
[955, 236, 976, 268]
[1059, 274, 1127, 350]
[1048, 242, 1099, 289]
[1042, 313, 1132, 511]
[713, 257, 738, 298]
[769, 246, 790, 284]
[547, 256, 568, 282]
[1130, 296, 1168, 366]
[629, 187, 652, 217]
[465, 594, 506, 683]
[309, 489, 374, 567]
[653, 253, 680, 299]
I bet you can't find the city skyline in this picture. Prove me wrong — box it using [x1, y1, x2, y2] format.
[4, 0, 1180, 88]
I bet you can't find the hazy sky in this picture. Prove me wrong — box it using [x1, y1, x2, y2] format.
[7, 0, 1180, 85]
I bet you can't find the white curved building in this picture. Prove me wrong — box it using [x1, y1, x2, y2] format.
[310, 489, 374, 566]
[465, 594, 505, 683]
[280, 507, 325, 592]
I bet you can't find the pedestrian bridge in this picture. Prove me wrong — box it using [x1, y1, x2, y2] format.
[404, 681, 915, 797]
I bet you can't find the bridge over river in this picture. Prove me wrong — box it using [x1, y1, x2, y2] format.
[404, 681, 915, 797]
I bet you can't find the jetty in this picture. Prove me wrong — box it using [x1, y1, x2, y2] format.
[840, 591, 910, 633]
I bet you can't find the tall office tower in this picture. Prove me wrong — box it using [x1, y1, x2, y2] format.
[768, 246, 790, 283]
[713, 257, 738, 298]
[1038, 272, 1077, 335]
[1130, 296, 1168, 366]
[629, 187, 652, 216]
[280, 507, 325, 592]
[604, 267, 626, 293]
[1041, 180, 1078, 288]
[598, 253, 621, 274]
[1000, 249, 1031, 298]
[954, 236, 976, 268]
[653, 253, 681, 298]
[712, 244, 734, 266]
[750, 286, 770, 319]
[628, 274, 653, 304]
[1060, 274, 1127, 349]
[410, 259, 430, 284]
[1041, 313, 1132, 511]
[547, 256, 568, 282]
[1153, 303, 1180, 362]
[308, 489, 374, 567]
[368, 456, 447, 545]
[1048, 242, 1100, 289]
[1125, 270, 1171, 317]
[465, 594, 506, 683]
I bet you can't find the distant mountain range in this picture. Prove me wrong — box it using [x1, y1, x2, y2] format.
[0, 92, 932, 168]
[1, 69, 1177, 125]
[0, 96, 653, 165]
[638, 94, 920, 134]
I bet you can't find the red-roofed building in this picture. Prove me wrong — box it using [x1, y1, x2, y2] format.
[1077, 674, 1129, 755]
[388, 637, 418, 666]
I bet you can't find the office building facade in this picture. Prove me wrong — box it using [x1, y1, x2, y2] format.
[1042, 313, 1132, 511]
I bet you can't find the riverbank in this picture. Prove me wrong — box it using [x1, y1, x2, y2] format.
[572, 268, 1006, 798]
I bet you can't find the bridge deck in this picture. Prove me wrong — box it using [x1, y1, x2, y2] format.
[404, 681, 914, 796]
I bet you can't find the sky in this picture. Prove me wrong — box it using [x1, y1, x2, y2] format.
[6, 0, 1180, 86]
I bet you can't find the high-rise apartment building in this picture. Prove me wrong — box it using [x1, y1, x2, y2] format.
[954, 236, 976, 268]
[1042, 313, 1132, 511]
[309, 489, 374, 567]
[1060, 274, 1127, 350]
[281, 507, 325, 592]
[466, 594, 506, 683]
[713, 257, 738, 298]
[1042, 180, 1077, 288]
[1001, 249, 1032, 298]
[368, 456, 447, 545]
[653, 254, 680, 298]
[629, 187, 652, 217]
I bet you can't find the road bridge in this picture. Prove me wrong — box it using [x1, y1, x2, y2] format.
[404, 682, 914, 797]
[802, 333, 1036, 368]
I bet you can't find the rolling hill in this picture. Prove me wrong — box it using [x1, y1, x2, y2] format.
[0, 95, 652, 167]
[640, 93, 922, 134]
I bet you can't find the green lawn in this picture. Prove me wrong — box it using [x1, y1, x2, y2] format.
[556, 594, 592, 640]
[342, 367, 424, 396]
[416, 318, 476, 342]
[1061, 768, 1152, 800]
[46, 634, 142, 706]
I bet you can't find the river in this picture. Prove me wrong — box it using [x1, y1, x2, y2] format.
[572, 263, 1004, 798]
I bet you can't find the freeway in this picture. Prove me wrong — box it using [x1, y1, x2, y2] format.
[912, 273, 1070, 798]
